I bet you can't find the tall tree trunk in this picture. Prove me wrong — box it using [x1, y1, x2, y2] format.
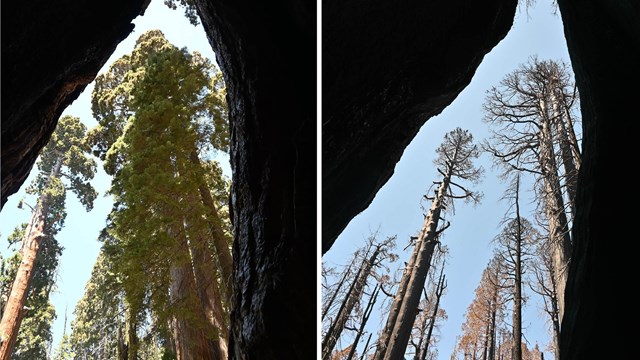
[127, 313, 138, 360]
[322, 246, 381, 360]
[512, 177, 523, 360]
[559, 88, 581, 167]
[538, 100, 572, 321]
[551, 85, 578, 219]
[190, 233, 229, 360]
[0, 154, 62, 359]
[346, 284, 379, 360]
[117, 322, 128, 360]
[189, 150, 234, 304]
[381, 171, 450, 360]
[374, 236, 421, 360]
[412, 315, 428, 360]
[482, 322, 490, 360]
[169, 235, 213, 360]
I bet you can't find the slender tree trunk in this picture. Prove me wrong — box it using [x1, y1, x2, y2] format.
[487, 299, 497, 360]
[412, 317, 428, 360]
[359, 333, 373, 360]
[545, 255, 561, 360]
[322, 246, 380, 360]
[559, 89, 581, 167]
[346, 284, 379, 360]
[538, 100, 572, 321]
[422, 270, 445, 360]
[0, 154, 62, 359]
[382, 171, 450, 360]
[513, 178, 523, 360]
[323, 257, 356, 320]
[189, 150, 234, 304]
[482, 322, 490, 360]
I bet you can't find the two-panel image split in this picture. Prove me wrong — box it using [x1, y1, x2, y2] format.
[1, 0, 635, 359]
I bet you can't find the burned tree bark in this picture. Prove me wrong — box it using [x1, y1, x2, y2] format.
[376, 128, 482, 360]
[483, 58, 580, 321]
[345, 284, 379, 360]
[323, 245, 381, 360]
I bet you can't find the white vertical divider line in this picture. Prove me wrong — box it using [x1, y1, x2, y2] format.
[316, 0, 323, 357]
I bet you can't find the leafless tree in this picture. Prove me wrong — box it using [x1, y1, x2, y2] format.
[375, 128, 483, 360]
[483, 57, 580, 319]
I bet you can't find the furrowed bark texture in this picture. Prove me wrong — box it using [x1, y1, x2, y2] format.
[557, 1, 639, 358]
[382, 175, 449, 360]
[193, 1, 316, 358]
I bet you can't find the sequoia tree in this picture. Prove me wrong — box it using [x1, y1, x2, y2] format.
[87, 29, 231, 359]
[0, 115, 97, 359]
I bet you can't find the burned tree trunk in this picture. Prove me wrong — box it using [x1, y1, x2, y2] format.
[346, 284, 379, 360]
[323, 245, 381, 360]
[378, 128, 482, 360]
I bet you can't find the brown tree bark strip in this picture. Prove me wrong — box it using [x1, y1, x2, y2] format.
[0, 154, 62, 359]
[191, 233, 229, 360]
[189, 150, 234, 305]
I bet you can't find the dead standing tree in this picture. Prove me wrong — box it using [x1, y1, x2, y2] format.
[410, 254, 448, 360]
[375, 127, 483, 360]
[322, 235, 397, 360]
[492, 175, 538, 360]
[529, 238, 561, 360]
[483, 57, 580, 320]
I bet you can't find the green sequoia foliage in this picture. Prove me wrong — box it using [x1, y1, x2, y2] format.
[68, 29, 231, 356]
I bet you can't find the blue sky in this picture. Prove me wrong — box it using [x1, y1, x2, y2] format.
[321, 2, 571, 359]
[0, 0, 230, 352]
